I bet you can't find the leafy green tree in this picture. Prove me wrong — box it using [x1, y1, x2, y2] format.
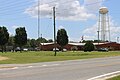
[48, 39, 53, 43]
[14, 27, 27, 52]
[84, 41, 95, 52]
[24, 39, 31, 48]
[36, 38, 48, 50]
[82, 40, 93, 43]
[30, 39, 37, 50]
[7, 36, 15, 51]
[0, 26, 9, 52]
[37, 38, 48, 43]
[7, 36, 14, 46]
[57, 29, 68, 51]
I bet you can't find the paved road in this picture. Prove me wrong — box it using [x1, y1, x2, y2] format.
[0, 56, 120, 80]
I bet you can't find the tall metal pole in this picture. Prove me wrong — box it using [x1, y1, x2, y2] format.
[107, 13, 110, 42]
[38, 0, 41, 50]
[97, 31, 100, 44]
[117, 37, 119, 43]
[53, 7, 57, 56]
[98, 13, 100, 45]
[38, 0, 40, 39]
[41, 34, 42, 50]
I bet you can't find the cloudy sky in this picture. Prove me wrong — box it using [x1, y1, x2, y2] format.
[0, 0, 120, 42]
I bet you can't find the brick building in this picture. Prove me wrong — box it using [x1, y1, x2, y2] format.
[96, 42, 120, 51]
[41, 42, 120, 51]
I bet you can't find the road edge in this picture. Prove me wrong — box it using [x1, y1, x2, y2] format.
[87, 71, 120, 80]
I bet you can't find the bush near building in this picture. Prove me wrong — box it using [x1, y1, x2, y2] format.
[84, 41, 95, 52]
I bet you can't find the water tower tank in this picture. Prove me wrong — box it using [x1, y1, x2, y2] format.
[99, 7, 108, 14]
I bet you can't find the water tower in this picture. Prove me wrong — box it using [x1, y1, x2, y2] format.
[98, 7, 110, 42]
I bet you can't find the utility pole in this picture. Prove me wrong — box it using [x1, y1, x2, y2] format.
[53, 7, 57, 56]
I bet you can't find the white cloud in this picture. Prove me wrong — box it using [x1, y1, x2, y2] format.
[83, 19, 120, 41]
[12, 26, 19, 29]
[12, 26, 24, 29]
[58, 25, 65, 30]
[83, 23, 98, 34]
[9, 32, 14, 36]
[82, 23, 98, 40]
[24, 0, 104, 21]
[84, 35, 97, 40]
[84, 0, 103, 12]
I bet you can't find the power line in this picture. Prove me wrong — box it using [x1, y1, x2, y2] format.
[0, 1, 35, 16]
[0, 0, 69, 16]
[0, 0, 30, 4]
[0, 1, 33, 11]
[0, 0, 110, 20]
[0, 0, 34, 9]
[39, 0, 61, 5]
[0, 0, 106, 16]
[0, 16, 29, 22]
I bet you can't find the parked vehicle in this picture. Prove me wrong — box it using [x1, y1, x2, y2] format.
[53, 48, 59, 52]
[23, 48, 28, 51]
[15, 47, 21, 52]
[63, 48, 67, 52]
[98, 48, 108, 52]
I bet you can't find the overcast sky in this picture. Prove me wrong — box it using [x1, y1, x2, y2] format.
[0, 0, 120, 42]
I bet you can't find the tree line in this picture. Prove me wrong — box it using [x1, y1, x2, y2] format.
[0, 26, 27, 52]
[0, 26, 94, 53]
[0, 26, 69, 53]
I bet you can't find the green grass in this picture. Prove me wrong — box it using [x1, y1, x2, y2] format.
[0, 51, 120, 64]
[107, 75, 120, 80]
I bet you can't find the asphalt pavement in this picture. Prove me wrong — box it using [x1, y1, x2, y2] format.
[0, 56, 120, 80]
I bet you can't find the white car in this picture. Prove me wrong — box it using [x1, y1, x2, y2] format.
[23, 48, 28, 51]
[53, 48, 59, 52]
[63, 49, 67, 52]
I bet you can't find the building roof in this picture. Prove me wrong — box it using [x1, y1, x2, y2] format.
[41, 43, 54, 45]
[41, 42, 120, 46]
[41, 42, 106, 46]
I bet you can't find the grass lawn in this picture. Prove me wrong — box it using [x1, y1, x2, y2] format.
[107, 75, 120, 80]
[0, 51, 120, 64]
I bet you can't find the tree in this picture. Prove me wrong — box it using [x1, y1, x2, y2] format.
[7, 36, 14, 46]
[0, 26, 9, 52]
[37, 38, 48, 43]
[24, 39, 31, 48]
[7, 36, 15, 52]
[14, 27, 27, 52]
[57, 29, 68, 51]
[71, 46, 78, 52]
[48, 39, 53, 43]
[84, 41, 95, 52]
[30, 39, 37, 50]
[82, 40, 93, 43]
